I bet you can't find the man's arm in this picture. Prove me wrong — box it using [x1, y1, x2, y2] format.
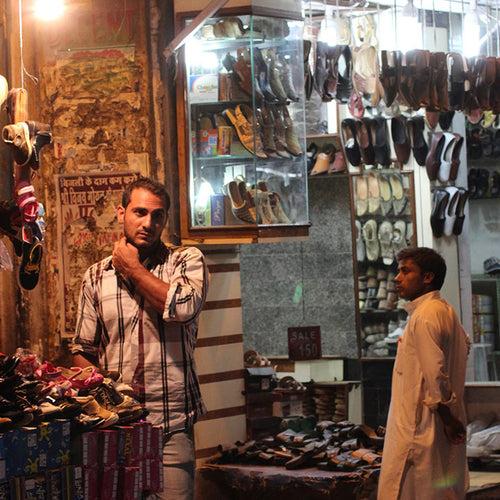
[437, 403, 466, 444]
[112, 238, 169, 314]
[113, 238, 208, 322]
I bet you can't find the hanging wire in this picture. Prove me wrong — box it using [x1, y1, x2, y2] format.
[432, 0, 437, 51]
[18, 0, 38, 88]
[495, 0, 500, 57]
[393, 0, 398, 50]
[448, 0, 452, 51]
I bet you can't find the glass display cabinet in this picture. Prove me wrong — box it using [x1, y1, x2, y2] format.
[176, 10, 309, 243]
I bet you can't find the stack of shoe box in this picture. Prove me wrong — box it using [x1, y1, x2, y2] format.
[0, 420, 163, 498]
[0, 419, 84, 498]
[72, 421, 164, 499]
[311, 383, 349, 423]
[472, 294, 496, 348]
[244, 367, 281, 439]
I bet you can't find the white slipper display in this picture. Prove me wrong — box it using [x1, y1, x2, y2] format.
[378, 220, 394, 265]
[362, 219, 380, 262]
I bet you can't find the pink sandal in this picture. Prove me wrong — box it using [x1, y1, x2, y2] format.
[15, 181, 39, 225]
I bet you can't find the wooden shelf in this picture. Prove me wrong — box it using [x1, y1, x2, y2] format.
[306, 133, 339, 140]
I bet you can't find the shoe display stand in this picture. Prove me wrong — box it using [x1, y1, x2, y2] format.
[349, 169, 417, 360]
[175, 9, 311, 244]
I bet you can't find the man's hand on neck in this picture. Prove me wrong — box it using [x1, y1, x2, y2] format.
[112, 237, 144, 280]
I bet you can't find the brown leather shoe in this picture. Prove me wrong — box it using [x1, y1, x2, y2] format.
[223, 105, 267, 158]
[425, 132, 444, 181]
[447, 52, 466, 110]
[356, 118, 375, 165]
[390, 115, 411, 165]
[380, 50, 402, 107]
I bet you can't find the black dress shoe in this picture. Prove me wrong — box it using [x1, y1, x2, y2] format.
[453, 188, 469, 235]
[391, 115, 411, 165]
[341, 118, 362, 166]
[406, 116, 428, 166]
[370, 116, 391, 166]
[439, 110, 455, 130]
[430, 188, 450, 237]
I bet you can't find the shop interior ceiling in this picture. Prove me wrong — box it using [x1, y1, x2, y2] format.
[303, 0, 499, 15]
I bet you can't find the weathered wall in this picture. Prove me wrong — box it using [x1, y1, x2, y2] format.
[0, 0, 172, 358]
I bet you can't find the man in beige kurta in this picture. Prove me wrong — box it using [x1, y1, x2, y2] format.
[378, 247, 470, 500]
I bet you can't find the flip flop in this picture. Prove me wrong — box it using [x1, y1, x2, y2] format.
[19, 238, 43, 290]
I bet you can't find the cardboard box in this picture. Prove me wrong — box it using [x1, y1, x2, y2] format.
[210, 194, 225, 226]
[98, 429, 118, 466]
[148, 458, 163, 494]
[82, 466, 98, 500]
[0, 480, 10, 500]
[71, 431, 98, 467]
[131, 423, 145, 460]
[116, 426, 136, 466]
[99, 465, 118, 500]
[38, 420, 71, 469]
[118, 466, 140, 500]
[22, 474, 46, 500]
[189, 74, 218, 103]
[71, 466, 84, 500]
[46, 468, 65, 500]
[143, 422, 152, 458]
[197, 128, 218, 157]
[151, 426, 163, 459]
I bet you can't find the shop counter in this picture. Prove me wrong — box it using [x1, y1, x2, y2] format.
[195, 463, 375, 500]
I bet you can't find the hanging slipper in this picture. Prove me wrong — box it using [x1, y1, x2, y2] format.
[19, 237, 43, 290]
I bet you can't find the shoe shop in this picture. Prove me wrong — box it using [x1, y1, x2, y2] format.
[0, 0, 499, 498]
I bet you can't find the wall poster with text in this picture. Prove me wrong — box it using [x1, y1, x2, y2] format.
[56, 171, 140, 338]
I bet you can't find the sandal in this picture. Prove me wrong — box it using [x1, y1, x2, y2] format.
[19, 237, 43, 290]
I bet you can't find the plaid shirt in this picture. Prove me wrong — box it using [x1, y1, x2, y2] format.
[70, 243, 208, 433]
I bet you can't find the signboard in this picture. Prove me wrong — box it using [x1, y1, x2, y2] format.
[287, 326, 322, 361]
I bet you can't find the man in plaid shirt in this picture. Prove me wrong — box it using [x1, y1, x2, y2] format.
[71, 176, 208, 499]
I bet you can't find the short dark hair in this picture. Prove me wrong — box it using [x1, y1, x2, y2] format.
[122, 176, 170, 212]
[396, 247, 447, 290]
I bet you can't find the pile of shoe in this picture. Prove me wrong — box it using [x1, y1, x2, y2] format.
[0, 350, 146, 433]
[361, 319, 407, 357]
[0, 85, 52, 290]
[468, 169, 500, 199]
[208, 418, 385, 472]
[308, 142, 346, 175]
[358, 268, 399, 312]
[225, 179, 291, 225]
[430, 187, 469, 238]
[311, 385, 348, 422]
[467, 412, 500, 458]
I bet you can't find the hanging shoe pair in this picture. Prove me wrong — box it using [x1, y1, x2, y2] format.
[430, 187, 469, 238]
[2, 120, 52, 169]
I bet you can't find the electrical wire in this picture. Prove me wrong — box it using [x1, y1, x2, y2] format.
[18, 0, 39, 88]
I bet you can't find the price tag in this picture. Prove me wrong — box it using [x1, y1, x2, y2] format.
[287, 326, 321, 361]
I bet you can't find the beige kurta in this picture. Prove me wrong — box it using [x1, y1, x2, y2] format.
[378, 291, 470, 500]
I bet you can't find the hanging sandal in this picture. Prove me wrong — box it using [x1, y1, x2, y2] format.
[19, 238, 43, 290]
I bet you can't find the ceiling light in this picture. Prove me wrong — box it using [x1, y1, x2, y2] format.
[34, 0, 64, 21]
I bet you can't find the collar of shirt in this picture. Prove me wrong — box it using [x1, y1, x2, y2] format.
[404, 290, 441, 316]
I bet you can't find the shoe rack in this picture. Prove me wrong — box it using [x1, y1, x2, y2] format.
[174, 9, 311, 244]
[349, 169, 418, 360]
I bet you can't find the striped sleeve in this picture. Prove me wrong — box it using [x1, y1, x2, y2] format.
[69, 266, 102, 356]
[163, 247, 208, 324]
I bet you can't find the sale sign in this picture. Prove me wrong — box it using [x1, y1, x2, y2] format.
[287, 326, 322, 361]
